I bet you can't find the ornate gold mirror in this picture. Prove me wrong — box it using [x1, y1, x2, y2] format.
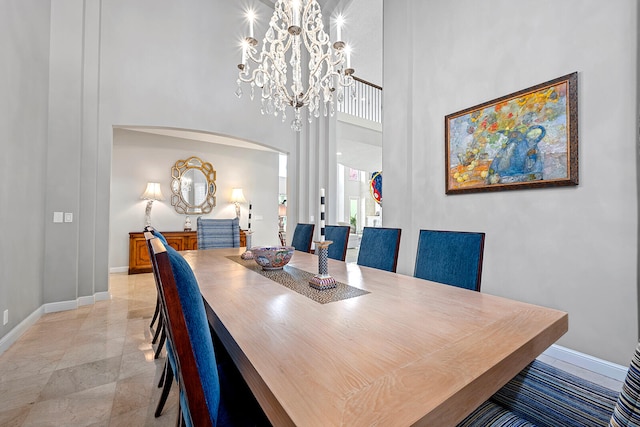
[170, 156, 217, 214]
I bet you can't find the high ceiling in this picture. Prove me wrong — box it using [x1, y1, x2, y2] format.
[126, 0, 382, 172]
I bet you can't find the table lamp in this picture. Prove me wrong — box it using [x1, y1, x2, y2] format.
[140, 182, 165, 227]
[229, 188, 246, 219]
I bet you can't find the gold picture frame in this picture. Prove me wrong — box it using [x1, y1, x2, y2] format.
[445, 72, 578, 194]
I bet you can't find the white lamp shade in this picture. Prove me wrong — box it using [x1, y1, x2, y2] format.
[278, 203, 287, 216]
[140, 182, 165, 201]
[229, 188, 247, 204]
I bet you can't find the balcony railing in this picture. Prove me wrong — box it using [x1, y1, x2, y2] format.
[338, 76, 382, 123]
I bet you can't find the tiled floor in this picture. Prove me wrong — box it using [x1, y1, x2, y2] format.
[0, 270, 625, 426]
[0, 273, 178, 427]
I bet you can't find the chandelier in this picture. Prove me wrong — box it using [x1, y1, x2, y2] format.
[235, 0, 355, 131]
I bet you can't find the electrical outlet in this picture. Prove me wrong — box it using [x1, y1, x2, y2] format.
[64, 212, 73, 223]
[3, 310, 7, 325]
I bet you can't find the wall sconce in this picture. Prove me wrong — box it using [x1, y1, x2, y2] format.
[140, 182, 165, 227]
[229, 188, 246, 219]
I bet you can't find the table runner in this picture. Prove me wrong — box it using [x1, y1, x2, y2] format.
[226, 255, 369, 304]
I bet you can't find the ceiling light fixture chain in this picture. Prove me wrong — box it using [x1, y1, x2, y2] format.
[236, 0, 355, 131]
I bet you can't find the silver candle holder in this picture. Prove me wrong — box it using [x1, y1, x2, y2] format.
[309, 240, 336, 290]
[241, 230, 254, 260]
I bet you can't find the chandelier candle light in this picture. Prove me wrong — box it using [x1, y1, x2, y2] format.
[236, 1, 355, 131]
[310, 187, 336, 290]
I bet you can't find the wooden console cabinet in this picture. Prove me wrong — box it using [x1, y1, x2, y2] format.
[128, 229, 246, 274]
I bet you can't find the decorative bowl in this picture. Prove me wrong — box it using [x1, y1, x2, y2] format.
[251, 246, 295, 270]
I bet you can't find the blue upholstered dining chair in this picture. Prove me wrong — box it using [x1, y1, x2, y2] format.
[148, 237, 269, 427]
[290, 223, 315, 253]
[144, 226, 167, 330]
[144, 227, 170, 359]
[144, 231, 178, 418]
[324, 225, 350, 261]
[414, 229, 485, 291]
[356, 227, 402, 272]
[196, 217, 240, 249]
[458, 341, 640, 427]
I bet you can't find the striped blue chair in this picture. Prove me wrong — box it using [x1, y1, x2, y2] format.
[148, 237, 268, 426]
[324, 225, 350, 261]
[290, 223, 315, 253]
[197, 217, 240, 249]
[458, 342, 640, 427]
[356, 227, 402, 272]
[610, 342, 640, 426]
[414, 229, 485, 291]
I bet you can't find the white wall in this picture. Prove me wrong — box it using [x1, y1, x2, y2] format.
[384, 0, 638, 365]
[37, 0, 300, 309]
[110, 129, 280, 270]
[95, 0, 341, 273]
[0, 0, 50, 337]
[2, 0, 328, 345]
[5, 0, 637, 369]
[339, 0, 382, 86]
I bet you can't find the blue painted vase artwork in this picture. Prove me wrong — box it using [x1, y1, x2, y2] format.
[446, 73, 578, 193]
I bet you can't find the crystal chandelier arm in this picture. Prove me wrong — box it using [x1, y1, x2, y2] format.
[239, 31, 291, 89]
[243, 23, 291, 67]
[238, 54, 297, 108]
[299, 2, 350, 85]
[235, 0, 356, 131]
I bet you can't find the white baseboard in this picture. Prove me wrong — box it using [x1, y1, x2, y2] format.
[44, 300, 78, 313]
[0, 290, 113, 356]
[95, 291, 110, 302]
[44, 290, 113, 313]
[77, 296, 95, 307]
[542, 344, 628, 382]
[77, 291, 111, 306]
[110, 266, 128, 274]
[0, 306, 44, 355]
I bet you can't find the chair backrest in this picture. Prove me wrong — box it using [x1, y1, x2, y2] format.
[357, 227, 402, 272]
[324, 225, 350, 261]
[148, 237, 219, 427]
[145, 230, 169, 302]
[197, 217, 240, 249]
[144, 230, 179, 374]
[414, 229, 485, 291]
[144, 231, 166, 311]
[610, 341, 640, 426]
[290, 223, 315, 253]
[145, 226, 169, 247]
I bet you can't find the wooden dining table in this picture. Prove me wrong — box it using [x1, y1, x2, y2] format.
[182, 247, 568, 427]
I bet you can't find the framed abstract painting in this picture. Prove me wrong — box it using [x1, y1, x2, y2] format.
[445, 72, 578, 194]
